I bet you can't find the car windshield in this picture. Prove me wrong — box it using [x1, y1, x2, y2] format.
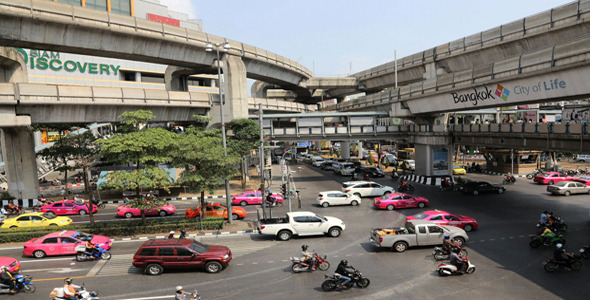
[453, 165, 462, 169]
[412, 213, 428, 219]
[73, 232, 93, 240]
[42, 213, 57, 219]
[189, 240, 210, 254]
[553, 181, 569, 187]
[539, 173, 552, 177]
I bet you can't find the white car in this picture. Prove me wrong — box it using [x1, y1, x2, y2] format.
[342, 181, 395, 198]
[311, 156, 325, 167]
[316, 191, 361, 207]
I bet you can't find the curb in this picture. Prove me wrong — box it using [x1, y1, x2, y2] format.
[1, 195, 227, 207]
[111, 229, 257, 242]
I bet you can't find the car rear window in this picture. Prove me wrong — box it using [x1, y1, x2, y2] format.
[42, 238, 58, 244]
[189, 240, 210, 254]
[138, 248, 156, 256]
[412, 213, 428, 219]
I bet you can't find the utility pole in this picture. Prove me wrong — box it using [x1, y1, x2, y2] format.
[259, 104, 266, 219]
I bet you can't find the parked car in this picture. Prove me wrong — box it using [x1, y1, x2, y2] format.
[185, 203, 247, 220]
[132, 238, 232, 275]
[0, 212, 72, 229]
[458, 181, 505, 195]
[256, 211, 345, 241]
[533, 172, 574, 185]
[23, 231, 112, 258]
[406, 210, 478, 232]
[116, 203, 176, 218]
[336, 162, 356, 176]
[311, 156, 325, 167]
[370, 219, 468, 252]
[453, 165, 467, 175]
[342, 181, 395, 197]
[231, 190, 284, 206]
[360, 166, 385, 178]
[400, 160, 415, 171]
[0, 257, 20, 273]
[316, 191, 361, 207]
[373, 193, 429, 210]
[573, 175, 590, 185]
[575, 154, 590, 162]
[547, 181, 590, 196]
[40, 200, 98, 216]
[380, 154, 397, 167]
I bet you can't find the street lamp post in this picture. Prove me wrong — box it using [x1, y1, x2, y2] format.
[206, 41, 233, 224]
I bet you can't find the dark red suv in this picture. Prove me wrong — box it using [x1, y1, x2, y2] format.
[132, 239, 232, 275]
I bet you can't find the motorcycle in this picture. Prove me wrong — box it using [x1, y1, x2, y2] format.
[549, 216, 567, 233]
[0, 274, 35, 294]
[321, 269, 370, 292]
[544, 254, 583, 272]
[4, 204, 24, 216]
[52, 284, 99, 300]
[290, 251, 330, 273]
[436, 258, 475, 276]
[432, 246, 468, 261]
[579, 247, 590, 259]
[502, 175, 516, 185]
[529, 233, 565, 248]
[75, 244, 112, 262]
[397, 183, 415, 193]
[391, 172, 399, 181]
[51, 179, 62, 186]
[265, 196, 283, 207]
[526, 169, 542, 179]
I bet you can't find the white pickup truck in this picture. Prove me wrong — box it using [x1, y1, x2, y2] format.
[257, 211, 346, 241]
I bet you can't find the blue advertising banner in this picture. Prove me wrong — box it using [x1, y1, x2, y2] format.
[433, 149, 449, 175]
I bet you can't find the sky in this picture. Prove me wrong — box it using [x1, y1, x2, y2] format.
[160, 0, 574, 77]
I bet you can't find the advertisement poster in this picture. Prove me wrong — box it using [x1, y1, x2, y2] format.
[433, 149, 449, 175]
[563, 108, 590, 122]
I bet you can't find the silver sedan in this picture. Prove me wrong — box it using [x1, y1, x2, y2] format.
[547, 181, 590, 196]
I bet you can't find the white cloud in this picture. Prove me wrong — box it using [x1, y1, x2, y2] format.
[157, 0, 198, 19]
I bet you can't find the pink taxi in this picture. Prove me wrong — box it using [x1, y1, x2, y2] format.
[23, 231, 112, 258]
[533, 172, 574, 185]
[231, 190, 284, 206]
[406, 210, 479, 232]
[373, 193, 429, 210]
[116, 203, 176, 218]
[40, 200, 98, 216]
[0, 256, 20, 273]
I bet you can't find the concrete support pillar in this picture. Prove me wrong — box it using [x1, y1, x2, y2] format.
[357, 141, 363, 159]
[314, 140, 322, 151]
[415, 144, 433, 176]
[135, 72, 142, 82]
[414, 142, 452, 177]
[33, 131, 42, 148]
[1, 126, 39, 199]
[210, 55, 248, 125]
[341, 142, 351, 159]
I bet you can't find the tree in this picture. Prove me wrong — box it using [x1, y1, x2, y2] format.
[96, 110, 178, 225]
[70, 131, 100, 225]
[172, 127, 240, 221]
[227, 119, 260, 188]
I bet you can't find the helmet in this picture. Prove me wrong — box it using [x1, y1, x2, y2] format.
[169, 231, 174, 234]
[87, 237, 92, 241]
[65, 277, 73, 284]
[301, 245, 308, 251]
[444, 235, 450, 239]
[180, 229, 186, 234]
[340, 260, 348, 266]
[176, 286, 183, 292]
[548, 211, 553, 215]
[543, 210, 548, 214]
[556, 243, 563, 249]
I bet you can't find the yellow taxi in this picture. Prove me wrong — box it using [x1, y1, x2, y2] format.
[0, 212, 73, 229]
[453, 165, 467, 175]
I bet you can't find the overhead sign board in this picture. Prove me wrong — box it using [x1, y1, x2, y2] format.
[297, 142, 311, 147]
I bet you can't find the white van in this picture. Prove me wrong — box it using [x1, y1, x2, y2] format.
[311, 156, 325, 167]
[338, 162, 356, 176]
[576, 154, 590, 162]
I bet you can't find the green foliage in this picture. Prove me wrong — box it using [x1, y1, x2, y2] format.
[97, 128, 177, 166]
[0, 218, 225, 243]
[99, 167, 173, 194]
[0, 191, 14, 200]
[116, 110, 156, 133]
[228, 119, 260, 157]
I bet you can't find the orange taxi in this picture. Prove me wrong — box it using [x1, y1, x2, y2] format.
[185, 202, 247, 221]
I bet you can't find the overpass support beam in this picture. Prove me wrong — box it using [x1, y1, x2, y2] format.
[340, 142, 351, 159]
[413, 135, 451, 177]
[210, 56, 248, 125]
[1, 125, 39, 199]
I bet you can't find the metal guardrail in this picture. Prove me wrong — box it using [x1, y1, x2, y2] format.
[0, 0, 312, 78]
[353, 0, 586, 80]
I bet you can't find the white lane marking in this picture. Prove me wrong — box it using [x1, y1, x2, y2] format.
[86, 259, 108, 276]
[0, 247, 23, 251]
[119, 296, 174, 300]
[21, 257, 76, 263]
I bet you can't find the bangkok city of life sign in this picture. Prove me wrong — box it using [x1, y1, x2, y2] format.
[16, 48, 121, 76]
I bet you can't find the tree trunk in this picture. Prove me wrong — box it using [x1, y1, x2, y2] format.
[137, 186, 146, 226]
[83, 163, 95, 225]
[200, 191, 205, 220]
[64, 167, 69, 199]
[241, 156, 247, 188]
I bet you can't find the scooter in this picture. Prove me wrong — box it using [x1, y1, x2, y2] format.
[544, 254, 582, 272]
[579, 247, 590, 259]
[51, 284, 99, 300]
[436, 258, 475, 276]
[290, 251, 330, 273]
[75, 245, 112, 262]
[432, 246, 468, 261]
[0, 274, 36, 294]
[397, 183, 415, 193]
[502, 176, 516, 185]
[4, 205, 24, 216]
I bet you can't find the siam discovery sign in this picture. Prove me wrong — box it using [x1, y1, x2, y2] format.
[15, 48, 121, 76]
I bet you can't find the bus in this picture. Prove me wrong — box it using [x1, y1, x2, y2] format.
[397, 148, 415, 161]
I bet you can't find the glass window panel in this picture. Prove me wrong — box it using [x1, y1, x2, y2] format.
[110, 0, 131, 16]
[157, 247, 174, 256]
[85, 0, 107, 11]
[58, 0, 82, 6]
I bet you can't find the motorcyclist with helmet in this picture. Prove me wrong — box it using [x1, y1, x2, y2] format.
[179, 229, 187, 239]
[442, 235, 454, 253]
[554, 243, 575, 269]
[0, 266, 17, 294]
[63, 277, 80, 300]
[175, 286, 197, 300]
[449, 247, 466, 272]
[85, 237, 99, 257]
[300, 245, 316, 270]
[335, 260, 354, 288]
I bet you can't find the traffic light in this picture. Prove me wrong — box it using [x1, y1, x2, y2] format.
[281, 184, 287, 196]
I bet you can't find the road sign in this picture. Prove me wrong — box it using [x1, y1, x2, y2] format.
[297, 142, 311, 147]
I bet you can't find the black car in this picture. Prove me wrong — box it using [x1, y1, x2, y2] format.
[320, 160, 335, 170]
[360, 166, 385, 178]
[459, 181, 505, 195]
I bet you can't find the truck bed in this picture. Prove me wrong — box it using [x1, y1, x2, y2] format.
[258, 217, 289, 225]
